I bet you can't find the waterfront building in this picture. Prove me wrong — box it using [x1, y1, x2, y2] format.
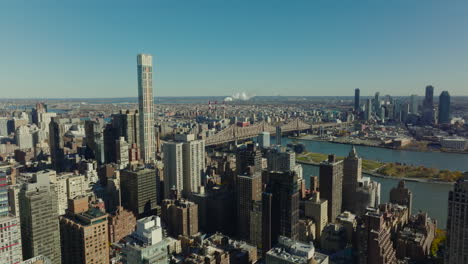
[60, 197, 109, 264]
[445, 176, 468, 264]
[374, 92, 381, 115]
[409, 94, 418, 114]
[390, 180, 413, 215]
[258, 131, 270, 148]
[438, 91, 451, 124]
[319, 154, 343, 222]
[422, 85, 435, 124]
[343, 147, 380, 215]
[137, 54, 156, 162]
[120, 168, 158, 217]
[342, 146, 361, 211]
[354, 88, 360, 112]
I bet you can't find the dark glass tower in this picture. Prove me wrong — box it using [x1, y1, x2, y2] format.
[438, 91, 451, 124]
[422, 85, 435, 124]
[354, 88, 360, 111]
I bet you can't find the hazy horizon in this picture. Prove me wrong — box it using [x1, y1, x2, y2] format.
[1, 0, 468, 97]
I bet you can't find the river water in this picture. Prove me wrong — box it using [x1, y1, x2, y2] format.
[278, 137, 465, 227]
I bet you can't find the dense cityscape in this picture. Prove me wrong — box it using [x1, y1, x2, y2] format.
[0, 53, 467, 264]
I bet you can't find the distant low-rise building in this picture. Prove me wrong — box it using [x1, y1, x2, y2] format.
[441, 138, 467, 151]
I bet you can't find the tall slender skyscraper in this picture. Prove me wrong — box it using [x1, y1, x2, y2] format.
[354, 88, 360, 111]
[446, 177, 468, 264]
[438, 91, 451, 124]
[137, 54, 155, 162]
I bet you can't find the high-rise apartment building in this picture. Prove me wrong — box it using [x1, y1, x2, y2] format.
[163, 142, 184, 198]
[0, 170, 8, 216]
[390, 180, 412, 215]
[182, 139, 205, 196]
[108, 206, 137, 244]
[116, 136, 130, 167]
[0, 117, 9, 136]
[120, 168, 158, 217]
[112, 109, 140, 146]
[161, 198, 198, 237]
[355, 208, 398, 264]
[319, 154, 343, 222]
[258, 132, 270, 148]
[236, 143, 263, 176]
[365, 99, 372, 120]
[84, 119, 106, 163]
[342, 146, 361, 212]
[49, 117, 67, 172]
[438, 91, 451, 124]
[354, 88, 360, 111]
[303, 191, 328, 241]
[0, 215, 23, 264]
[237, 171, 262, 240]
[137, 54, 156, 163]
[60, 197, 109, 264]
[19, 173, 62, 264]
[445, 177, 468, 264]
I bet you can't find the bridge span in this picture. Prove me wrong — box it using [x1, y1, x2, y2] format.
[205, 119, 348, 146]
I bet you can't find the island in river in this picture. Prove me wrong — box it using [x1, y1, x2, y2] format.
[297, 151, 464, 183]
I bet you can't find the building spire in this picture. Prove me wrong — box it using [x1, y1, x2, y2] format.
[349, 145, 358, 158]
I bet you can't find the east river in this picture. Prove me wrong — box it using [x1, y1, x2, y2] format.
[279, 137, 468, 227]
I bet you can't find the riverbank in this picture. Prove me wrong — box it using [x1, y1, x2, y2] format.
[296, 152, 459, 184]
[290, 135, 468, 155]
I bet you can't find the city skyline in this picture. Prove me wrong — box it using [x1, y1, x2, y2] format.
[1, 1, 468, 98]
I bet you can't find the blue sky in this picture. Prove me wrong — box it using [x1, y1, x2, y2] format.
[1, 0, 467, 98]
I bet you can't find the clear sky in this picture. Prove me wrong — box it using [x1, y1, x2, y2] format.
[1, 0, 467, 98]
